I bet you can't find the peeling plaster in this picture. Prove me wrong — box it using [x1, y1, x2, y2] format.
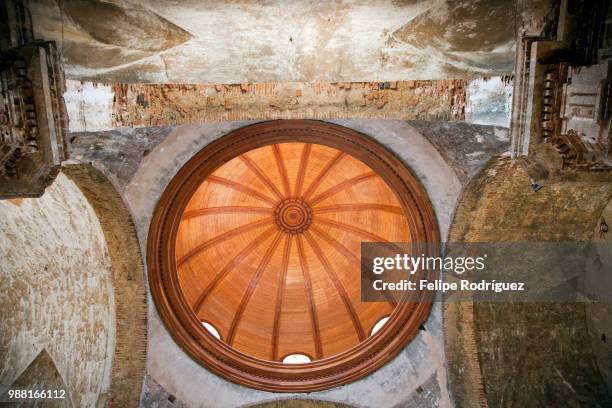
[31, 0, 514, 83]
[0, 173, 114, 408]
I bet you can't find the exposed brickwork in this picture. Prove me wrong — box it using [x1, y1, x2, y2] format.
[446, 157, 612, 407]
[444, 299, 489, 408]
[63, 164, 147, 408]
[110, 80, 467, 127]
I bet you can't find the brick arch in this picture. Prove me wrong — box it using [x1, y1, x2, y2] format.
[63, 164, 147, 407]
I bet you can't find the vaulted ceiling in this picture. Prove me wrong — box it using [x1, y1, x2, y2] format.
[176, 142, 409, 361]
[29, 0, 517, 82]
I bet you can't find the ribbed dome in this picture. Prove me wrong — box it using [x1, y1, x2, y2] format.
[175, 142, 411, 361]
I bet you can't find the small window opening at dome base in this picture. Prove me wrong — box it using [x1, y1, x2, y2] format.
[370, 316, 390, 336]
[282, 354, 312, 364]
[202, 321, 221, 340]
[148, 121, 440, 391]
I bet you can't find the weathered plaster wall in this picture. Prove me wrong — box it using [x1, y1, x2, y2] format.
[407, 121, 509, 184]
[445, 158, 612, 407]
[29, 0, 516, 83]
[68, 126, 174, 190]
[0, 173, 115, 407]
[68, 119, 509, 407]
[62, 164, 148, 407]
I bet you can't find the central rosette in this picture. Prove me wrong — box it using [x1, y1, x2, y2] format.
[274, 198, 312, 234]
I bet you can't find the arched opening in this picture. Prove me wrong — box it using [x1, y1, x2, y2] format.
[282, 354, 312, 364]
[63, 164, 148, 406]
[370, 316, 390, 336]
[202, 321, 222, 341]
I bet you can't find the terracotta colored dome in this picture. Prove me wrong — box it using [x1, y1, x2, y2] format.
[175, 142, 410, 361]
[147, 120, 438, 392]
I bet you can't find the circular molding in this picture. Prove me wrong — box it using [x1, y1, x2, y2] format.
[147, 120, 440, 392]
[274, 198, 312, 234]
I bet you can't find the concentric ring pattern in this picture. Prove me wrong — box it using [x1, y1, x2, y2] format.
[175, 142, 411, 361]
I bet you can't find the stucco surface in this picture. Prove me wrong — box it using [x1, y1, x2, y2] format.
[30, 0, 515, 83]
[0, 173, 115, 407]
[446, 159, 612, 407]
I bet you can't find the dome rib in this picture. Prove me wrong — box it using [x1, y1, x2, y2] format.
[182, 206, 273, 220]
[309, 224, 360, 265]
[239, 154, 285, 201]
[207, 175, 277, 206]
[302, 151, 344, 200]
[303, 230, 366, 341]
[315, 217, 390, 243]
[309, 171, 378, 206]
[295, 234, 324, 360]
[309, 224, 397, 310]
[294, 144, 312, 197]
[272, 145, 291, 197]
[271, 235, 293, 361]
[312, 203, 404, 215]
[177, 217, 273, 268]
[191, 225, 278, 314]
[227, 231, 284, 346]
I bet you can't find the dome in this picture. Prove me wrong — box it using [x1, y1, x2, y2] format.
[147, 120, 439, 392]
[176, 141, 410, 360]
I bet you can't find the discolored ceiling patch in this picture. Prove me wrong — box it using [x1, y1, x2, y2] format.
[390, 0, 516, 75]
[393, 0, 515, 53]
[28, 0, 192, 78]
[27, 0, 514, 82]
[58, 0, 192, 52]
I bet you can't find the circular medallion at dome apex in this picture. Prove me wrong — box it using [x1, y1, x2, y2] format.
[275, 198, 312, 234]
[147, 120, 440, 392]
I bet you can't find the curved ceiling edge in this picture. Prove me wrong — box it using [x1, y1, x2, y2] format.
[147, 120, 440, 392]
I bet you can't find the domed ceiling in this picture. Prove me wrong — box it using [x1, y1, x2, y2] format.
[147, 120, 438, 391]
[175, 142, 410, 361]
